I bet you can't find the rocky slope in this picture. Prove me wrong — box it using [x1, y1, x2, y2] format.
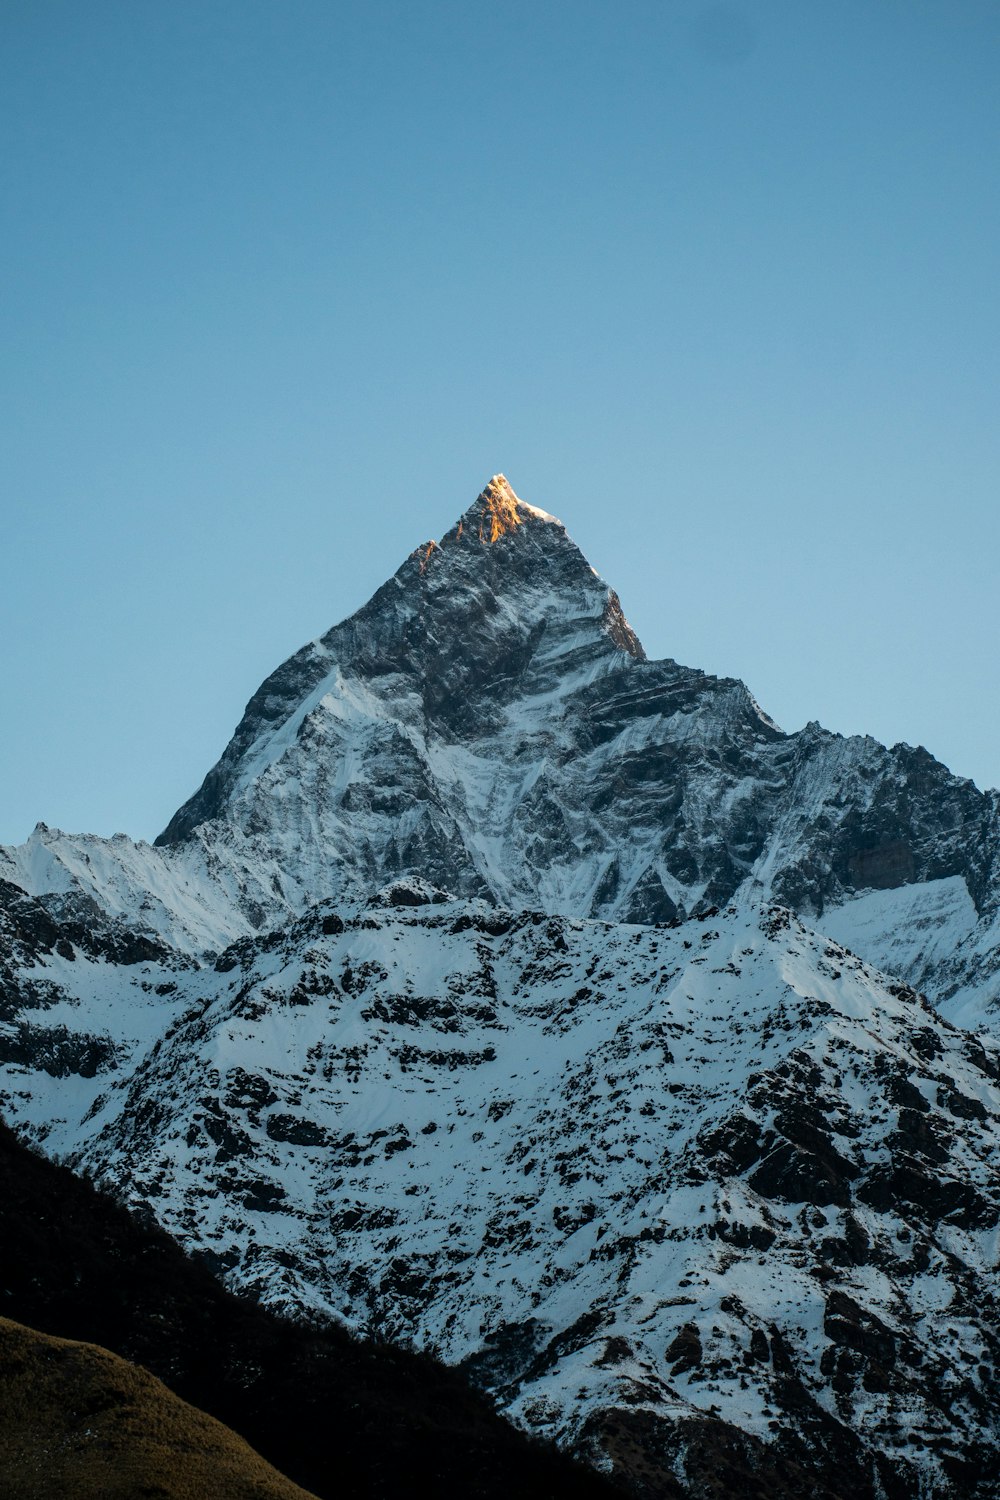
[3, 476, 1000, 1023]
[0, 1117, 618, 1500]
[2, 878, 1000, 1496]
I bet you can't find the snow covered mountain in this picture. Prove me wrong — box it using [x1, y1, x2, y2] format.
[4, 474, 1000, 1496]
[3, 475, 1000, 1023]
[3, 879, 1000, 1496]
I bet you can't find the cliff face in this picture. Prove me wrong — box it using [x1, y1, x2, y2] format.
[5, 475, 999, 1019]
[154, 474, 997, 939]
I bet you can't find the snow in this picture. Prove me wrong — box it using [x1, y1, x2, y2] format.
[516, 498, 562, 524]
[5, 497, 999, 1049]
[4, 477, 1000, 1489]
[820, 877, 978, 986]
[3, 890, 999, 1491]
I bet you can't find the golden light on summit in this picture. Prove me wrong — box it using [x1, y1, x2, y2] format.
[477, 474, 523, 544]
[414, 475, 542, 575]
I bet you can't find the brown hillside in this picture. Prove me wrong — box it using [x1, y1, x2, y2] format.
[0, 1315, 317, 1500]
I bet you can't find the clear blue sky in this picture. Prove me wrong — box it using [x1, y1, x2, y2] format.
[2, 0, 998, 845]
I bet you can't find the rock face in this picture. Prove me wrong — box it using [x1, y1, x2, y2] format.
[3, 889, 1000, 1497]
[4, 475, 1000, 1019]
[152, 475, 1000, 947]
[4, 474, 1000, 1497]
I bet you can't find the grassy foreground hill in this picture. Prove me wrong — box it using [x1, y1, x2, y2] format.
[0, 1315, 318, 1499]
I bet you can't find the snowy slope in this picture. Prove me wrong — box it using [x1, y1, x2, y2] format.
[4, 475, 1000, 1028]
[3, 883, 1000, 1496]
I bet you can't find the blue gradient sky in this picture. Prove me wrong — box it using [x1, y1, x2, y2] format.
[2, 0, 999, 844]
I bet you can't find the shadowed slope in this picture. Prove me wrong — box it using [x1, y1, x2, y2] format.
[0, 1119, 620, 1500]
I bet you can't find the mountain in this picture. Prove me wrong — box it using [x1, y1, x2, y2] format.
[3, 876, 1000, 1496]
[3, 476, 1000, 1022]
[0, 1118, 618, 1500]
[3, 475, 1000, 1497]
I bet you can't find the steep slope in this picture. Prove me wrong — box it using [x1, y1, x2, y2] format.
[4, 473, 1000, 1496]
[0, 1118, 619, 1500]
[0, 1316, 318, 1500]
[138, 473, 1000, 960]
[3, 886, 1000, 1496]
[3, 475, 999, 1022]
[151, 473, 779, 926]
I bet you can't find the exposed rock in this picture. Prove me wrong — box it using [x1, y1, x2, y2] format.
[4, 478, 1000, 1031]
[1, 897, 998, 1495]
[4, 476, 1000, 1497]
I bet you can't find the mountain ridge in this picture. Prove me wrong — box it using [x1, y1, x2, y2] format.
[156, 474, 645, 847]
[4, 474, 1000, 1495]
[3, 882, 1000, 1496]
[5, 476, 998, 1023]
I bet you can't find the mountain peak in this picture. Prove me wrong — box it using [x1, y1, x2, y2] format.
[154, 474, 643, 849]
[483, 471, 518, 504]
[447, 474, 561, 548]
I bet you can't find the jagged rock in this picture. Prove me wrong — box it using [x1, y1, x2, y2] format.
[3, 477, 1000, 1029]
[0, 897, 998, 1494]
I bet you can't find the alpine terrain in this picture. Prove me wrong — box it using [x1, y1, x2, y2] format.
[3, 475, 1000, 1497]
